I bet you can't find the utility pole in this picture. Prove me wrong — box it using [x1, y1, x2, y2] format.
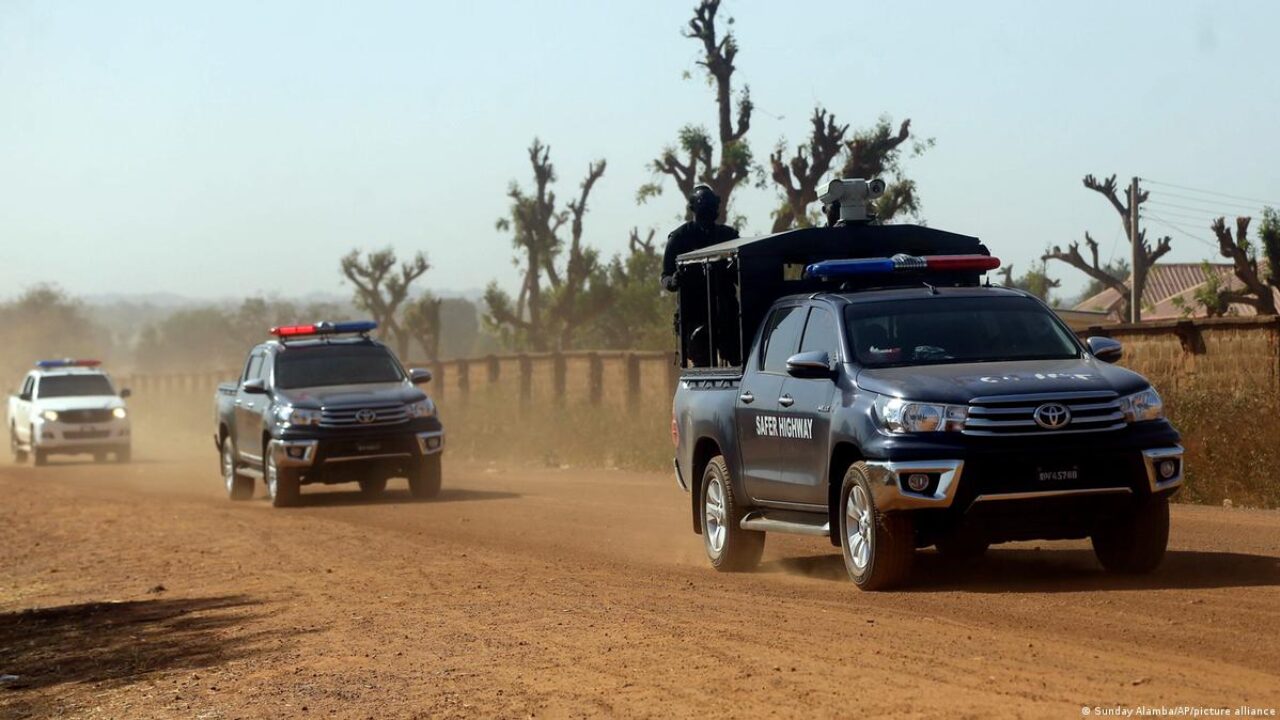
[1129, 176, 1141, 323]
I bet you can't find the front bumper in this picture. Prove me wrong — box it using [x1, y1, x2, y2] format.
[31, 418, 131, 451]
[866, 445, 1183, 512]
[271, 428, 445, 468]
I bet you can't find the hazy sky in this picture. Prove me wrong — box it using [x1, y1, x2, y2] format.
[2, 0, 1278, 304]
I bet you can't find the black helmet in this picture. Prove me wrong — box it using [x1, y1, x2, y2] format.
[689, 184, 720, 217]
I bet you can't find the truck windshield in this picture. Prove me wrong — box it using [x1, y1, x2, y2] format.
[274, 345, 405, 389]
[38, 375, 116, 398]
[845, 296, 1079, 368]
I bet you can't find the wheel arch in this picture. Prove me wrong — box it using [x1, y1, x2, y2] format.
[827, 441, 865, 547]
[689, 436, 723, 535]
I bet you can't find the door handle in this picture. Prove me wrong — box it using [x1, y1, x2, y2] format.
[739, 391, 754, 404]
[778, 394, 795, 408]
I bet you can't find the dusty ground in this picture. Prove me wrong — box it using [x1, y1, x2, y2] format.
[2, 439, 1279, 719]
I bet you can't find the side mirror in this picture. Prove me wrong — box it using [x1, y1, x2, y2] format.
[409, 368, 433, 385]
[120, 388, 132, 399]
[241, 378, 268, 395]
[18, 392, 32, 402]
[1086, 336, 1123, 364]
[786, 351, 834, 379]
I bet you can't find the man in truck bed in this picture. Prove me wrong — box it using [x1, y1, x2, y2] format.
[670, 179, 1183, 591]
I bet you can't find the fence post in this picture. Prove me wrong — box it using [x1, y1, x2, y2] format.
[457, 359, 470, 399]
[626, 352, 641, 410]
[552, 352, 567, 405]
[487, 354, 500, 384]
[518, 354, 532, 408]
[588, 352, 603, 406]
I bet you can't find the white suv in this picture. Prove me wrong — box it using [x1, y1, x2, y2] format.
[7, 360, 132, 465]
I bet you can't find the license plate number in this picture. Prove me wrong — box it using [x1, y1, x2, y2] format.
[1038, 466, 1079, 482]
[356, 443, 382, 453]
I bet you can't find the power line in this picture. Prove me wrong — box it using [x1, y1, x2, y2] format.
[1149, 190, 1263, 212]
[1142, 214, 1220, 251]
[1139, 177, 1280, 208]
[1141, 206, 1219, 224]
[1146, 199, 1255, 217]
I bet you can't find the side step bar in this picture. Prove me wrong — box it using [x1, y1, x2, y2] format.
[740, 510, 830, 537]
[239, 467, 264, 480]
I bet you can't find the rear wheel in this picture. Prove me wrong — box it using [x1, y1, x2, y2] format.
[839, 462, 914, 591]
[409, 455, 442, 499]
[10, 425, 27, 464]
[700, 456, 764, 572]
[222, 439, 254, 501]
[266, 445, 300, 507]
[359, 477, 388, 499]
[1092, 496, 1169, 574]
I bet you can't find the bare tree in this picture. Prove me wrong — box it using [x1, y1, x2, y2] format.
[486, 139, 609, 351]
[639, 0, 754, 223]
[769, 108, 848, 232]
[1208, 216, 1277, 315]
[340, 248, 429, 356]
[1043, 174, 1171, 321]
[403, 293, 443, 362]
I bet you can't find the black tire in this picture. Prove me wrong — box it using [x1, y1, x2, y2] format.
[359, 477, 388, 498]
[700, 455, 764, 572]
[10, 425, 27, 464]
[33, 446, 48, 467]
[115, 447, 131, 464]
[934, 533, 990, 561]
[266, 446, 301, 508]
[839, 462, 914, 591]
[409, 455, 442, 499]
[221, 439, 253, 501]
[1091, 496, 1170, 574]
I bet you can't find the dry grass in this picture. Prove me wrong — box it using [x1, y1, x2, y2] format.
[1166, 389, 1280, 509]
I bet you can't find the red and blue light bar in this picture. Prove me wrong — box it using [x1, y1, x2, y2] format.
[270, 320, 378, 339]
[36, 359, 102, 369]
[803, 254, 1001, 281]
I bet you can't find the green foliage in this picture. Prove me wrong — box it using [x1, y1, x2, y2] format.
[0, 285, 111, 386]
[1260, 206, 1280, 287]
[999, 260, 1060, 303]
[1168, 387, 1280, 508]
[580, 237, 673, 350]
[1171, 261, 1234, 318]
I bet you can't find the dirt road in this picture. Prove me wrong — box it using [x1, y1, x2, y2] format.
[3, 443, 1279, 719]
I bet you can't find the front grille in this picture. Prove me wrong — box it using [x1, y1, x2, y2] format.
[64, 430, 111, 440]
[964, 391, 1126, 437]
[319, 402, 409, 428]
[58, 409, 114, 424]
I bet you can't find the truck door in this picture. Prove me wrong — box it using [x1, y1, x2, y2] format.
[736, 304, 804, 500]
[234, 351, 267, 467]
[776, 306, 841, 504]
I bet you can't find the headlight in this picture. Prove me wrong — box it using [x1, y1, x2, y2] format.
[874, 396, 967, 433]
[40, 410, 59, 422]
[276, 406, 321, 426]
[112, 407, 128, 419]
[408, 399, 437, 419]
[1119, 388, 1163, 423]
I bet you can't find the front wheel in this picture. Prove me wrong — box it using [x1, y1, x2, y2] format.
[1092, 496, 1170, 574]
[266, 445, 300, 508]
[700, 456, 764, 572]
[408, 455, 442, 499]
[222, 439, 254, 501]
[839, 462, 914, 591]
[10, 425, 27, 464]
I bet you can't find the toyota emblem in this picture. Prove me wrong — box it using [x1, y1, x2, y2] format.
[355, 409, 377, 424]
[1033, 403, 1071, 430]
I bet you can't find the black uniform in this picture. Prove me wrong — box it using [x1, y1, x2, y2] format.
[661, 221, 739, 291]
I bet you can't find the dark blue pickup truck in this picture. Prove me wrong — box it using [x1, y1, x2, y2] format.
[214, 321, 445, 507]
[670, 194, 1181, 590]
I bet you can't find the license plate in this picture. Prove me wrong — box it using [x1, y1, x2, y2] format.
[1037, 466, 1079, 482]
[356, 442, 382, 453]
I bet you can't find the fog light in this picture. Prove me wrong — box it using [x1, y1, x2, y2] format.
[906, 473, 931, 492]
[426, 437, 441, 450]
[1158, 459, 1178, 479]
[286, 446, 306, 459]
